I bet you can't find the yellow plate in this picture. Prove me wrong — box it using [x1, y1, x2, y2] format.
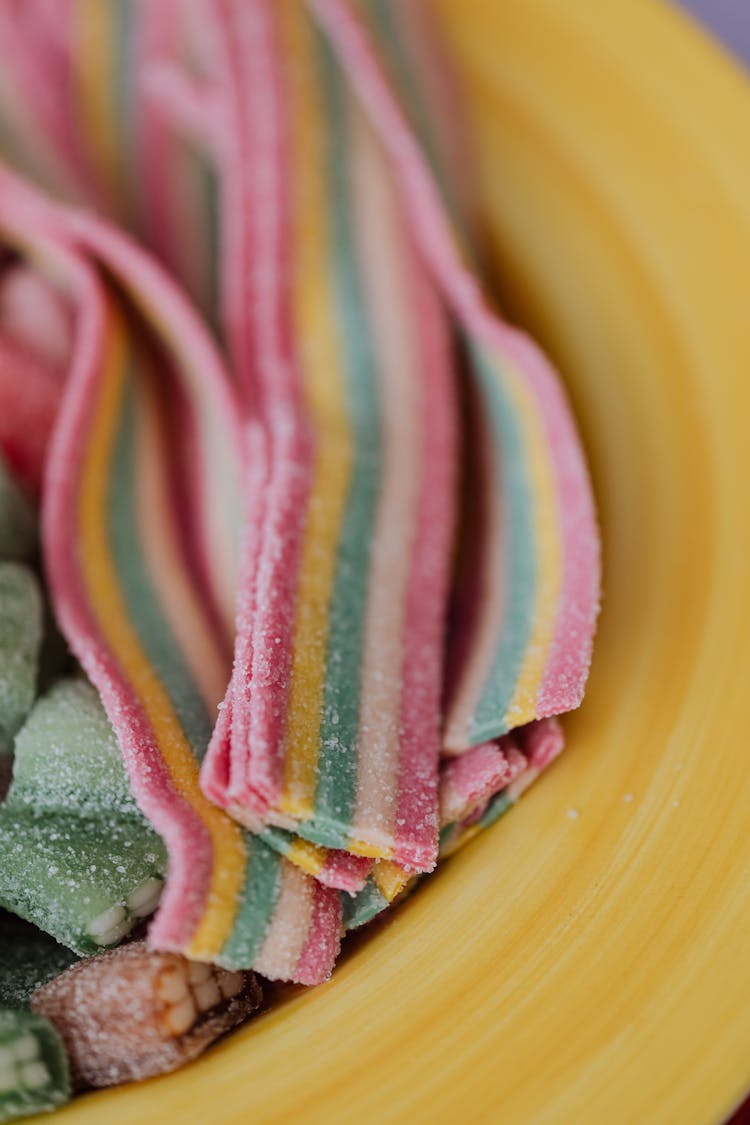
[55, 1, 750, 1121]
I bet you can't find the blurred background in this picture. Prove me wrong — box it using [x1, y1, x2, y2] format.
[680, 0, 750, 66]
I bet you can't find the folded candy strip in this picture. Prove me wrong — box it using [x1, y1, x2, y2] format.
[0, 0, 222, 328]
[345, 718, 566, 930]
[0, 2, 435, 893]
[0, 0, 600, 991]
[0, 0, 372, 893]
[309, 0, 601, 751]
[0, 169, 341, 984]
[199, 0, 458, 876]
[0, 3, 599, 891]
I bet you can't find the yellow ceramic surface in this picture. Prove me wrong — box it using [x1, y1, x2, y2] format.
[53, 1, 750, 1121]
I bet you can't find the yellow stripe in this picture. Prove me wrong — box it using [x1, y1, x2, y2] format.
[135, 360, 230, 712]
[347, 838, 394, 860]
[72, 0, 126, 211]
[373, 861, 410, 903]
[77, 301, 245, 957]
[502, 356, 563, 727]
[284, 838, 327, 879]
[278, 3, 353, 819]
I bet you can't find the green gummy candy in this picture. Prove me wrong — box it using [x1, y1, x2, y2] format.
[0, 917, 78, 1011]
[0, 461, 35, 565]
[9, 679, 144, 820]
[0, 564, 42, 747]
[0, 1009, 70, 1122]
[0, 679, 167, 955]
[0, 812, 166, 956]
[342, 878, 390, 931]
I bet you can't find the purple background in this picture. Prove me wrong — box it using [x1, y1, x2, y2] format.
[680, 0, 750, 67]
[677, 6, 749, 1122]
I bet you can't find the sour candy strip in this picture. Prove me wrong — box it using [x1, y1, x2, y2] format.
[345, 718, 566, 930]
[0, 167, 340, 983]
[202, 1, 458, 873]
[309, 0, 600, 750]
[0, 0, 421, 892]
[0, 2, 222, 326]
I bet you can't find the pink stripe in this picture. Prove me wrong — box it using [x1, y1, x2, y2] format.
[41, 255, 212, 951]
[310, 0, 600, 724]
[160, 378, 230, 655]
[65, 209, 245, 641]
[219, 422, 269, 813]
[294, 880, 342, 986]
[0, 167, 233, 951]
[392, 221, 457, 871]
[319, 852, 372, 894]
[0, 264, 74, 371]
[439, 742, 526, 826]
[212, 1, 313, 811]
[394, 0, 479, 229]
[0, 1, 91, 203]
[517, 715, 566, 771]
[138, 0, 197, 302]
[199, 690, 233, 806]
[0, 333, 61, 496]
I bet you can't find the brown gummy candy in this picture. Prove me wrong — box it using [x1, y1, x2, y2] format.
[30, 941, 262, 1089]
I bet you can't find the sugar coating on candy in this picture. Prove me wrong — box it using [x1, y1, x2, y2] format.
[0, 917, 78, 1011]
[248, 862, 342, 986]
[346, 720, 568, 928]
[0, 812, 166, 956]
[438, 719, 567, 856]
[0, 10, 597, 1088]
[0, 680, 167, 954]
[439, 741, 527, 826]
[0, 564, 42, 747]
[31, 942, 262, 1089]
[310, 0, 600, 751]
[0, 1008, 70, 1121]
[0, 459, 35, 564]
[10, 679, 147, 821]
[518, 715, 565, 773]
[342, 878, 390, 931]
[201, 4, 457, 879]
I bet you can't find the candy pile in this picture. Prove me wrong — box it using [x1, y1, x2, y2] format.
[0, 1, 599, 1118]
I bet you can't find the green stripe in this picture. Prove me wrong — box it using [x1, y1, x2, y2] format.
[113, 0, 137, 225]
[469, 344, 537, 742]
[478, 788, 514, 830]
[299, 33, 383, 848]
[199, 154, 221, 337]
[108, 362, 214, 759]
[363, 0, 463, 231]
[342, 877, 388, 931]
[109, 344, 286, 965]
[218, 835, 282, 967]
